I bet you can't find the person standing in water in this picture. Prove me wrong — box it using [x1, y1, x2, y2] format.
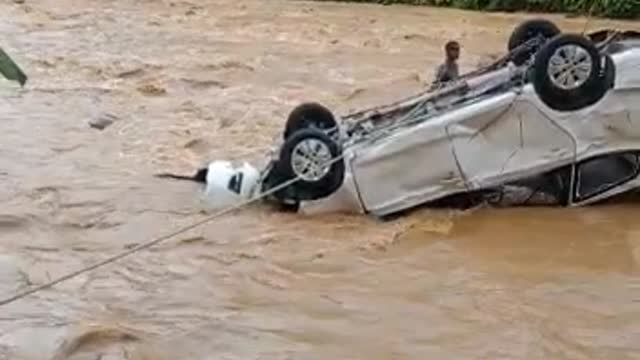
[431, 40, 461, 88]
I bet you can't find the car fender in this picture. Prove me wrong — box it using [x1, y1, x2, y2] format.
[610, 47, 640, 90]
[298, 160, 365, 215]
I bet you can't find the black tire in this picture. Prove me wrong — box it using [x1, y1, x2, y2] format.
[508, 19, 561, 66]
[532, 34, 608, 112]
[601, 54, 616, 90]
[259, 164, 302, 208]
[277, 128, 345, 201]
[283, 102, 338, 140]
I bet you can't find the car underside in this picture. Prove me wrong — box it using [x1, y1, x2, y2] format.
[339, 27, 637, 143]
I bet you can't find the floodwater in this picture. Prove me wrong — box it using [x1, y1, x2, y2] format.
[1, 0, 639, 359]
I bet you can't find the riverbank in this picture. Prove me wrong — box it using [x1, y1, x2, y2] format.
[308, 0, 639, 19]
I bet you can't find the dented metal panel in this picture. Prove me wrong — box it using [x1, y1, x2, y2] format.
[293, 44, 640, 217]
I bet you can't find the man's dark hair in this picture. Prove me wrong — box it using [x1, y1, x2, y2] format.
[445, 41, 460, 51]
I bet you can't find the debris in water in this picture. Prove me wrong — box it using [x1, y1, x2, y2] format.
[185, 6, 202, 16]
[403, 33, 428, 41]
[89, 112, 118, 130]
[50, 326, 140, 360]
[116, 68, 145, 78]
[137, 83, 167, 96]
[178, 236, 206, 245]
[183, 138, 212, 155]
[180, 78, 227, 89]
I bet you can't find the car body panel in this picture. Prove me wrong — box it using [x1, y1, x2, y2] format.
[298, 170, 365, 215]
[347, 117, 464, 215]
[609, 45, 640, 90]
[288, 37, 640, 217]
[447, 91, 577, 190]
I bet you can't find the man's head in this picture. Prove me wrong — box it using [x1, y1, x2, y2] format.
[445, 41, 460, 62]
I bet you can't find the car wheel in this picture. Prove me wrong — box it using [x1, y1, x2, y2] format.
[278, 128, 345, 201]
[508, 19, 561, 66]
[532, 34, 608, 112]
[283, 102, 338, 140]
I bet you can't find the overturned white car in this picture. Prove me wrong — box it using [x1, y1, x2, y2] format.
[164, 19, 640, 218]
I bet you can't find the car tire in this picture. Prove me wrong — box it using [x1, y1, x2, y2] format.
[278, 128, 345, 201]
[601, 54, 616, 90]
[283, 102, 338, 140]
[259, 163, 302, 208]
[508, 19, 561, 66]
[532, 33, 608, 112]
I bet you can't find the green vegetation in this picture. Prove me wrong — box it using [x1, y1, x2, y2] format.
[0, 47, 27, 87]
[312, 0, 639, 19]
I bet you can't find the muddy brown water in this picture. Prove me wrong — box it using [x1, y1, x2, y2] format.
[1, 0, 640, 359]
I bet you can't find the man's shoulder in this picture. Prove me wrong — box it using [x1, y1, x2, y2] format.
[434, 62, 447, 75]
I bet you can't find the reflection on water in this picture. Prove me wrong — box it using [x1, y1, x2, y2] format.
[0, 0, 639, 359]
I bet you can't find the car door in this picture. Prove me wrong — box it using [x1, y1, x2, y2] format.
[445, 93, 578, 191]
[348, 119, 467, 216]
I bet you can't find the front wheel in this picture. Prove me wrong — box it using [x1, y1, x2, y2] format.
[532, 34, 608, 112]
[277, 128, 345, 201]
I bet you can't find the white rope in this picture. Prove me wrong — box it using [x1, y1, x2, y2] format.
[0, 154, 343, 307]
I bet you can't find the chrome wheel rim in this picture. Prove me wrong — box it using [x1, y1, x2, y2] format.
[547, 44, 593, 90]
[291, 138, 332, 182]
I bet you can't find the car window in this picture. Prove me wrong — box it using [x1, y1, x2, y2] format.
[574, 152, 640, 202]
[227, 172, 244, 195]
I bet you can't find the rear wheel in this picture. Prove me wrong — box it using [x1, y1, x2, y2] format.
[532, 34, 608, 111]
[283, 102, 338, 140]
[508, 19, 561, 66]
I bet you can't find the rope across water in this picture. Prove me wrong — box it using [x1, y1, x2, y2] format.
[0, 153, 346, 307]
